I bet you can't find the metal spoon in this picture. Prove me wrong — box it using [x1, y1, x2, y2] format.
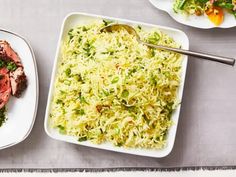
[100, 24, 235, 66]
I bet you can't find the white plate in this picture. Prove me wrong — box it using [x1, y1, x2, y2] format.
[0, 29, 38, 150]
[149, 0, 236, 29]
[44, 12, 189, 158]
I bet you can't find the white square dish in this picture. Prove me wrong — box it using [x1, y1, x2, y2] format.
[0, 29, 38, 150]
[44, 12, 189, 158]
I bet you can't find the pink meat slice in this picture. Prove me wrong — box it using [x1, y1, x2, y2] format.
[0, 68, 11, 109]
[0, 40, 27, 98]
[0, 40, 22, 67]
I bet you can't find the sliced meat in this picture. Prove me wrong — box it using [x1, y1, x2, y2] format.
[0, 40, 22, 67]
[10, 67, 27, 98]
[0, 68, 11, 109]
[0, 40, 27, 98]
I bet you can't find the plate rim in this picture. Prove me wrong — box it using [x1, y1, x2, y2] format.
[0, 29, 39, 150]
[44, 12, 189, 158]
[149, 0, 236, 29]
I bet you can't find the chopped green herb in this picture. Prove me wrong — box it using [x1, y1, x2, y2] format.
[150, 48, 155, 57]
[121, 90, 129, 98]
[83, 40, 95, 57]
[65, 68, 71, 76]
[102, 89, 109, 96]
[57, 125, 66, 134]
[0, 107, 7, 127]
[75, 74, 83, 82]
[78, 137, 87, 142]
[82, 26, 88, 31]
[56, 99, 63, 104]
[128, 68, 137, 76]
[6, 62, 17, 71]
[143, 114, 150, 124]
[111, 76, 119, 84]
[79, 95, 89, 105]
[150, 73, 157, 86]
[0, 59, 18, 71]
[75, 109, 85, 115]
[0, 59, 5, 68]
[117, 142, 124, 147]
[147, 32, 160, 45]
[60, 90, 66, 94]
[103, 20, 113, 26]
[68, 29, 74, 40]
[68, 29, 73, 35]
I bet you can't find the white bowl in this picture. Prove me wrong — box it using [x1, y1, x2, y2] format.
[149, 0, 236, 29]
[44, 12, 188, 158]
[0, 29, 38, 150]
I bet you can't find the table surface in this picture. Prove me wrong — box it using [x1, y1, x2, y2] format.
[0, 0, 236, 168]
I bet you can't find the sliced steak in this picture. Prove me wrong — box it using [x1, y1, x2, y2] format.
[0, 40, 22, 67]
[10, 67, 27, 98]
[0, 68, 11, 109]
[0, 40, 27, 98]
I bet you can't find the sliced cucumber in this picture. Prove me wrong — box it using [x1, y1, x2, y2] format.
[178, 0, 187, 10]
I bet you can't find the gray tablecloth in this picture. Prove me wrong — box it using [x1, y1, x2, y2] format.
[0, 0, 236, 168]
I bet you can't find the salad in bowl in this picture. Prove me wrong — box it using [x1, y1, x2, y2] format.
[174, 0, 236, 26]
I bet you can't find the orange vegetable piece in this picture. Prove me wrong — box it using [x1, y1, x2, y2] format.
[205, 7, 224, 26]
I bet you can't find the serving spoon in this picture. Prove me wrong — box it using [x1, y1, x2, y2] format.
[100, 24, 235, 66]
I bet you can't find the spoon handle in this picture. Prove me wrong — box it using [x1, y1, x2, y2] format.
[143, 42, 235, 66]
